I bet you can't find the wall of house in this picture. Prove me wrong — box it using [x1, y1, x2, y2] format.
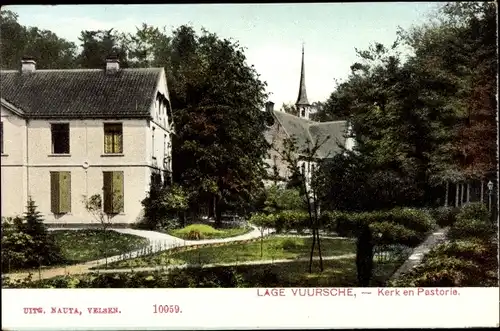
[1, 116, 154, 223]
[27, 119, 148, 166]
[1, 105, 28, 217]
[264, 121, 291, 186]
[28, 166, 149, 224]
[146, 70, 173, 183]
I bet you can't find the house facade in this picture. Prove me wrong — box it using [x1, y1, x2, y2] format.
[263, 46, 355, 187]
[0, 57, 174, 225]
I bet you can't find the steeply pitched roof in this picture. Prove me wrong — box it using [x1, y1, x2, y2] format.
[272, 110, 347, 159]
[0, 68, 163, 119]
[295, 46, 310, 106]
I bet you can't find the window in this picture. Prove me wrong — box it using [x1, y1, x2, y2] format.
[50, 171, 71, 214]
[51, 123, 70, 154]
[103, 171, 124, 214]
[152, 127, 156, 160]
[1, 122, 3, 154]
[104, 123, 123, 154]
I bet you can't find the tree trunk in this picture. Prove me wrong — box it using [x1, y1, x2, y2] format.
[455, 182, 459, 207]
[215, 195, 222, 227]
[260, 230, 264, 258]
[481, 180, 484, 203]
[461, 182, 465, 205]
[303, 180, 316, 273]
[466, 182, 470, 203]
[309, 225, 316, 273]
[312, 190, 323, 272]
[444, 181, 449, 207]
[208, 196, 215, 219]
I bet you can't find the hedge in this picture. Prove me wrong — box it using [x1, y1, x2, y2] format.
[456, 202, 490, 223]
[430, 206, 460, 227]
[317, 208, 434, 247]
[447, 218, 496, 242]
[388, 203, 498, 287]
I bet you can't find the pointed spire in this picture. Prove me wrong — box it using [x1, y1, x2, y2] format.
[296, 43, 310, 106]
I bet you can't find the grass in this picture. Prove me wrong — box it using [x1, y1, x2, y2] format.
[167, 224, 252, 240]
[52, 229, 150, 263]
[7, 257, 404, 288]
[105, 236, 356, 269]
[225, 257, 404, 287]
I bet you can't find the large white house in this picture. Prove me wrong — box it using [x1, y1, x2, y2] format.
[0, 56, 174, 225]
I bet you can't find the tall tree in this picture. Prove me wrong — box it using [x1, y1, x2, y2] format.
[0, 10, 77, 69]
[77, 29, 128, 68]
[129, 25, 270, 225]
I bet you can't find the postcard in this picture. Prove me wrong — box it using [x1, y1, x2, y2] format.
[1, 2, 499, 329]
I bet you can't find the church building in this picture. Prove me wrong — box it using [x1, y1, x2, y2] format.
[263, 45, 355, 187]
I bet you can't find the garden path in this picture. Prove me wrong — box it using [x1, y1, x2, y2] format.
[389, 227, 450, 281]
[4, 226, 274, 281]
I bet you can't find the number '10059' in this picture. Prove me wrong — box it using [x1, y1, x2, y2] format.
[153, 304, 182, 314]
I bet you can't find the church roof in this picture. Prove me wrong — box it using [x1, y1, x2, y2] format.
[272, 110, 347, 159]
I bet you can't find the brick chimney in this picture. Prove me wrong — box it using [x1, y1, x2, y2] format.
[105, 54, 120, 73]
[265, 101, 275, 113]
[21, 56, 36, 73]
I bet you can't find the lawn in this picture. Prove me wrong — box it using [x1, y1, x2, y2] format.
[5, 257, 403, 288]
[105, 236, 356, 269]
[52, 229, 150, 263]
[219, 257, 404, 287]
[167, 224, 252, 240]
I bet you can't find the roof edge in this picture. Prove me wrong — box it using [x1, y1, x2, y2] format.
[1, 98, 26, 117]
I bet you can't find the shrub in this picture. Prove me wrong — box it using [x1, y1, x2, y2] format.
[186, 230, 203, 240]
[447, 218, 496, 241]
[169, 224, 239, 240]
[276, 210, 309, 233]
[369, 221, 424, 248]
[281, 238, 299, 250]
[424, 239, 497, 267]
[1, 199, 64, 271]
[250, 213, 276, 233]
[431, 206, 460, 227]
[389, 254, 497, 287]
[334, 212, 360, 237]
[319, 211, 355, 235]
[1, 217, 35, 271]
[263, 185, 305, 214]
[456, 202, 490, 223]
[364, 208, 435, 234]
[140, 179, 189, 230]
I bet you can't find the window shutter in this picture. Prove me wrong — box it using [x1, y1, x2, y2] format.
[112, 171, 124, 213]
[59, 171, 71, 213]
[50, 172, 60, 214]
[103, 171, 113, 213]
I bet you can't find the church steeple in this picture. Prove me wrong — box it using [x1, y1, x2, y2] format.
[296, 44, 311, 119]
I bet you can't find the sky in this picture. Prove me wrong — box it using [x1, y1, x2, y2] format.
[5, 3, 440, 108]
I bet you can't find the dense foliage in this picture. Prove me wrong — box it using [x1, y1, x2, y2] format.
[389, 203, 497, 287]
[140, 178, 188, 230]
[1, 199, 64, 271]
[315, 2, 497, 211]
